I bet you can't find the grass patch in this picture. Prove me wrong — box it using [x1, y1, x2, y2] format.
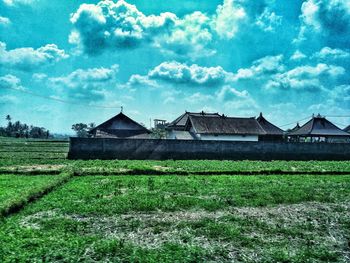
[0, 175, 349, 262]
[0, 172, 73, 218]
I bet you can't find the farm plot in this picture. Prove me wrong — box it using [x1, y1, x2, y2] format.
[1, 175, 350, 262]
[0, 137, 69, 167]
[0, 173, 72, 217]
[72, 159, 350, 175]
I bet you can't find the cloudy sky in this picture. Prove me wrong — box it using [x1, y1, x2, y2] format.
[0, 0, 349, 133]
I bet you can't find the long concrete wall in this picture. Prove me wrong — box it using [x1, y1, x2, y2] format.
[68, 138, 350, 160]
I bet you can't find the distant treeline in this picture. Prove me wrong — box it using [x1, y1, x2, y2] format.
[0, 115, 51, 139]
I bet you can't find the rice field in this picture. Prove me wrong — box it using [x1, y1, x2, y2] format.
[0, 137, 349, 262]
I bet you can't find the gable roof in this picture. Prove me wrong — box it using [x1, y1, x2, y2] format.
[187, 115, 266, 135]
[256, 113, 284, 135]
[167, 111, 221, 130]
[288, 115, 350, 137]
[91, 112, 150, 134]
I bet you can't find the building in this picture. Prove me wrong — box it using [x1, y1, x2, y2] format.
[344, 125, 350, 133]
[256, 112, 284, 141]
[167, 111, 266, 141]
[286, 122, 301, 142]
[288, 122, 301, 132]
[166, 111, 221, 140]
[89, 112, 151, 139]
[287, 114, 350, 143]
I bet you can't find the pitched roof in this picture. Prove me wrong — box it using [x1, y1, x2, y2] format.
[288, 123, 301, 132]
[288, 115, 350, 137]
[91, 112, 150, 134]
[256, 113, 284, 135]
[187, 115, 266, 135]
[344, 125, 350, 133]
[167, 111, 221, 130]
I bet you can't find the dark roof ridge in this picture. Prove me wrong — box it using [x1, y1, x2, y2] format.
[257, 113, 284, 131]
[91, 112, 150, 133]
[288, 115, 350, 136]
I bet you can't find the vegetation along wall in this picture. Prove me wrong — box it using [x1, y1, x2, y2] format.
[68, 138, 350, 161]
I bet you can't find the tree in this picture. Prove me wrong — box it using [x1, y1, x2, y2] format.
[151, 127, 167, 139]
[72, 123, 89, 137]
[0, 115, 50, 139]
[71, 123, 95, 137]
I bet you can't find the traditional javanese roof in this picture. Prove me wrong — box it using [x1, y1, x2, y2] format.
[256, 113, 284, 135]
[186, 115, 266, 135]
[344, 125, 350, 133]
[288, 123, 301, 132]
[90, 112, 150, 137]
[288, 115, 350, 137]
[167, 111, 221, 130]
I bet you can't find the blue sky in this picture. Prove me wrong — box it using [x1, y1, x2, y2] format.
[0, 0, 349, 133]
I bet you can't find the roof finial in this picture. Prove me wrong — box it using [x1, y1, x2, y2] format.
[259, 112, 263, 117]
[121, 106, 123, 113]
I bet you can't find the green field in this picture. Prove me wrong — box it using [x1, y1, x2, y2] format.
[0, 137, 350, 262]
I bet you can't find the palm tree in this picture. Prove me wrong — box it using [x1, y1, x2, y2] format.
[5, 115, 11, 123]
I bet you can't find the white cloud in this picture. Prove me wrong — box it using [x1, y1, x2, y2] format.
[127, 74, 159, 88]
[185, 92, 213, 104]
[213, 0, 246, 39]
[265, 63, 345, 91]
[313, 47, 350, 60]
[48, 65, 119, 101]
[70, 0, 177, 54]
[70, 0, 247, 57]
[232, 55, 284, 81]
[0, 42, 68, 71]
[217, 86, 258, 113]
[0, 74, 24, 104]
[32, 73, 48, 81]
[147, 61, 233, 87]
[2, 0, 35, 6]
[295, 0, 350, 43]
[329, 85, 350, 106]
[0, 74, 24, 90]
[156, 11, 215, 59]
[50, 64, 119, 87]
[0, 16, 10, 25]
[0, 94, 17, 103]
[255, 8, 282, 32]
[290, 50, 307, 61]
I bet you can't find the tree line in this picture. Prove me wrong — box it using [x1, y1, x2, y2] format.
[0, 115, 50, 139]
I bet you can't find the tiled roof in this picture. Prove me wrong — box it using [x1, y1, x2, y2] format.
[91, 112, 150, 135]
[167, 111, 221, 130]
[288, 115, 350, 137]
[344, 125, 350, 133]
[187, 115, 266, 135]
[256, 113, 284, 135]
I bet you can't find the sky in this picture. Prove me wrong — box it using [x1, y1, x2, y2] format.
[0, 0, 349, 134]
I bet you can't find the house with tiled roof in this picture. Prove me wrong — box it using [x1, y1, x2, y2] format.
[89, 112, 151, 139]
[256, 112, 284, 141]
[287, 114, 350, 143]
[166, 111, 266, 141]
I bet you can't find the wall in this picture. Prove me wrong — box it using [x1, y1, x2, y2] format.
[200, 134, 258, 141]
[68, 138, 350, 160]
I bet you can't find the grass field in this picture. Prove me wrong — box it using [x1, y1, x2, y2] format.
[0, 137, 350, 262]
